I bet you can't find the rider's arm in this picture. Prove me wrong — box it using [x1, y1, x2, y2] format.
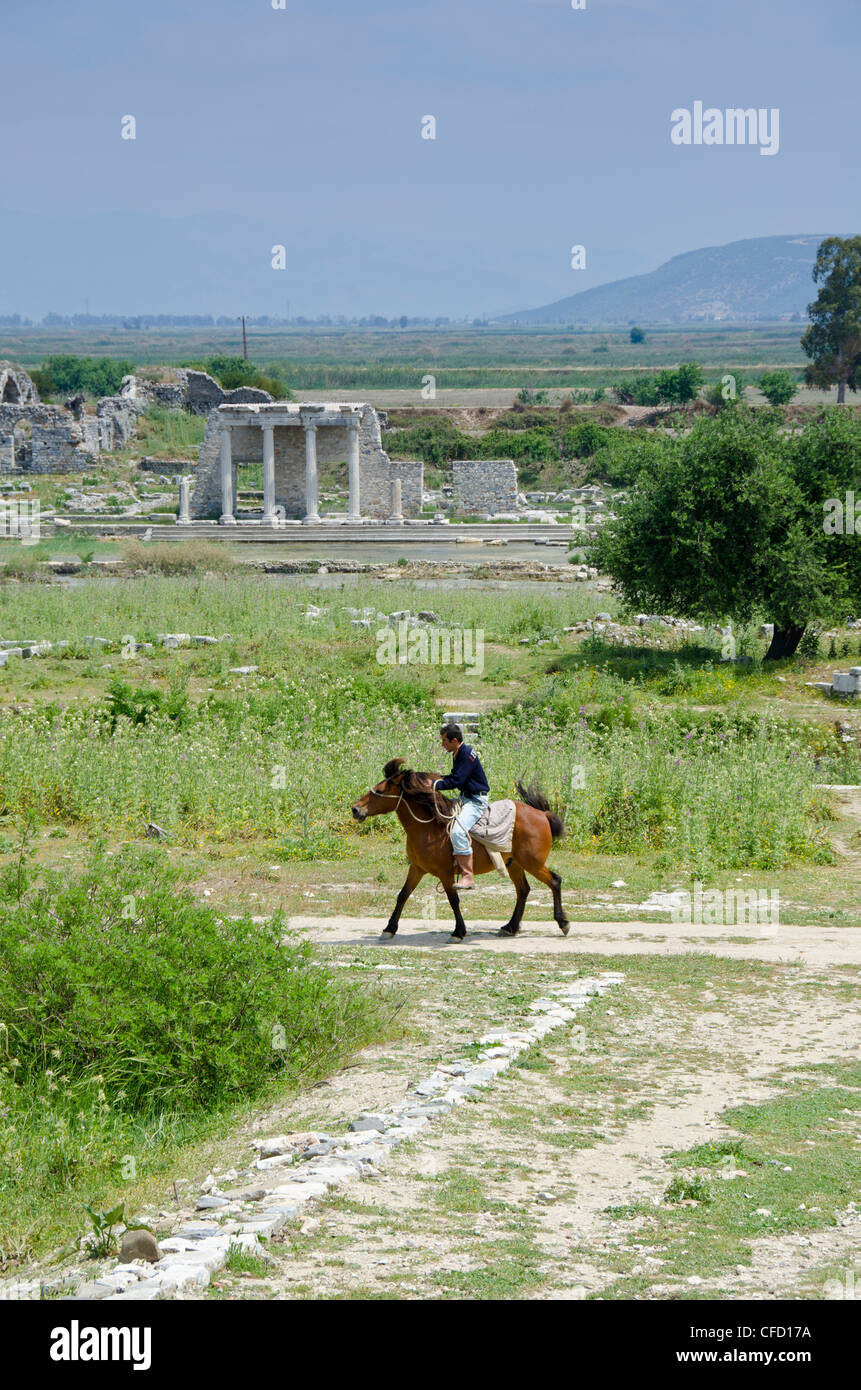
[435, 747, 470, 792]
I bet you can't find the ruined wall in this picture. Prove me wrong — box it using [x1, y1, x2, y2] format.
[453, 459, 518, 516]
[97, 395, 147, 451]
[0, 403, 98, 472]
[29, 417, 97, 472]
[122, 370, 273, 416]
[0, 362, 38, 405]
[361, 454, 423, 518]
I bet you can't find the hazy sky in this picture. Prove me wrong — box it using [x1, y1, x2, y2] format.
[2, 0, 859, 317]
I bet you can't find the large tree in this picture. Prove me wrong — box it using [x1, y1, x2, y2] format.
[593, 408, 861, 659]
[801, 236, 861, 404]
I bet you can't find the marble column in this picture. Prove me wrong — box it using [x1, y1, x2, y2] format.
[346, 421, 361, 522]
[303, 423, 321, 523]
[261, 424, 277, 526]
[389, 476, 404, 522]
[219, 426, 236, 525]
[177, 475, 191, 525]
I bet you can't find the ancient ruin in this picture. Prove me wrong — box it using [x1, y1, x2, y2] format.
[453, 459, 519, 516]
[190, 402, 422, 523]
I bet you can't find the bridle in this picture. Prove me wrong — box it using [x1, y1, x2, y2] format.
[363, 782, 457, 826]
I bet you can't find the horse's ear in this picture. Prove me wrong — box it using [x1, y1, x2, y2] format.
[383, 757, 406, 781]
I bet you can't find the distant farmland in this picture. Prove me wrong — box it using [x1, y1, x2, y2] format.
[1, 323, 811, 396]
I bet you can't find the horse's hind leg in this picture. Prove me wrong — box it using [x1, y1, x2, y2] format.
[499, 860, 530, 937]
[521, 857, 569, 936]
[382, 863, 425, 938]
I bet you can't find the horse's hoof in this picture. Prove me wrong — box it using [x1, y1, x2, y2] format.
[380, 930, 397, 941]
[498, 926, 518, 938]
[447, 933, 465, 944]
[558, 921, 570, 937]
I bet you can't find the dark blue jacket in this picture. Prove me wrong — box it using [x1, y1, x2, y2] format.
[436, 744, 490, 798]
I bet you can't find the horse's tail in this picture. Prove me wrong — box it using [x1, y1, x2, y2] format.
[516, 779, 564, 840]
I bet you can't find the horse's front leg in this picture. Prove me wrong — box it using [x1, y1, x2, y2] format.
[382, 862, 425, 939]
[444, 885, 468, 942]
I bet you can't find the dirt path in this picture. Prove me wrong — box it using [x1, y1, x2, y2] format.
[291, 915, 861, 968]
[166, 913, 857, 1303]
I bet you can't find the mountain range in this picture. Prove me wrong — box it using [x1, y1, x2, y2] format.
[499, 235, 838, 325]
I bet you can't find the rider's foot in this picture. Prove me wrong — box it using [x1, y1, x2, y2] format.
[454, 852, 476, 890]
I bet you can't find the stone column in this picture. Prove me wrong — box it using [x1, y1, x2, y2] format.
[262, 424, 277, 526]
[346, 420, 361, 522]
[303, 423, 321, 523]
[389, 476, 404, 523]
[219, 425, 236, 525]
[177, 475, 192, 525]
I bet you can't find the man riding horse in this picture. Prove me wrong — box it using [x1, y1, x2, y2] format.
[433, 722, 489, 891]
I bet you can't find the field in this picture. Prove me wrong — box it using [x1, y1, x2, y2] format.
[4, 323, 819, 400]
[0, 560, 859, 1300]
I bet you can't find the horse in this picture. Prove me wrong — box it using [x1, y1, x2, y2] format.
[351, 758, 569, 942]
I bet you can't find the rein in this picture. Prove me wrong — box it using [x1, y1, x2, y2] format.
[367, 785, 457, 826]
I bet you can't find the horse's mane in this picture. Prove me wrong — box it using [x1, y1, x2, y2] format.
[383, 758, 449, 824]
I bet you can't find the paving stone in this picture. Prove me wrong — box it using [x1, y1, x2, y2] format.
[103, 1281, 163, 1302]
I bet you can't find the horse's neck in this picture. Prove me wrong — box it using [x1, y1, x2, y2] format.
[396, 797, 446, 840]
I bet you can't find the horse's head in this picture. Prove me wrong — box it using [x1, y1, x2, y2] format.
[352, 758, 409, 822]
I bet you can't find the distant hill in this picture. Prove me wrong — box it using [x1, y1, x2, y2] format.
[499, 235, 839, 325]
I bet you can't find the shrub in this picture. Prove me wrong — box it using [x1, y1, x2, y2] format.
[0, 852, 397, 1113]
[38, 355, 136, 399]
[564, 421, 610, 458]
[758, 370, 799, 407]
[205, 356, 290, 398]
[103, 678, 189, 733]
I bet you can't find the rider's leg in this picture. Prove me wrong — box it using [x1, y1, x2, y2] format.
[451, 797, 487, 890]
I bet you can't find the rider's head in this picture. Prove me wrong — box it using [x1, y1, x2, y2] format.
[440, 723, 463, 753]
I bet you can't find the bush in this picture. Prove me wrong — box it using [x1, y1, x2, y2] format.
[630, 327, 645, 344]
[705, 373, 744, 411]
[38, 355, 136, 399]
[618, 362, 704, 407]
[758, 370, 799, 407]
[0, 852, 396, 1113]
[103, 678, 189, 733]
[205, 356, 290, 398]
[564, 421, 610, 458]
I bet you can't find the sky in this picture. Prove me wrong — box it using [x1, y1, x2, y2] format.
[2, 0, 859, 318]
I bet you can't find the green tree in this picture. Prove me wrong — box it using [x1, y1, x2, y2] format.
[801, 236, 861, 404]
[594, 408, 860, 660]
[629, 327, 645, 344]
[655, 361, 704, 404]
[758, 370, 799, 407]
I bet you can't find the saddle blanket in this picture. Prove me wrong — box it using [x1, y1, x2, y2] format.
[467, 798, 516, 854]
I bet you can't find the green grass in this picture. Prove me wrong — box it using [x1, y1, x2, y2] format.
[593, 1066, 861, 1298]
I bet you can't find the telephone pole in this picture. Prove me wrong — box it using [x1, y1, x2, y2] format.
[241, 315, 248, 360]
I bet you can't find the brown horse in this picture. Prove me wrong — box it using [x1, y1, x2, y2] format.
[351, 758, 569, 942]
